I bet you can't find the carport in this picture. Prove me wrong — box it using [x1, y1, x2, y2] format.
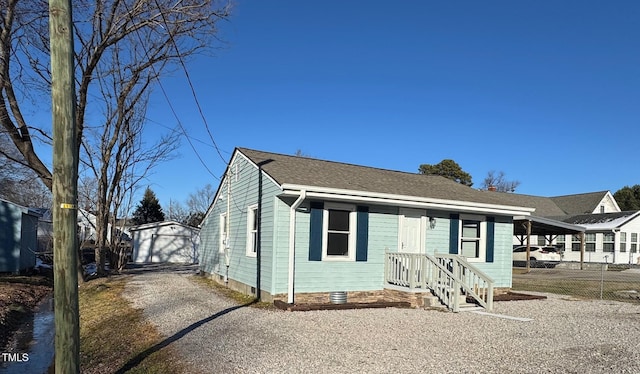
[513, 215, 586, 271]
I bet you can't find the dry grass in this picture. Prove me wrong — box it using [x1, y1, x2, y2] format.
[512, 276, 640, 303]
[79, 276, 186, 374]
[189, 274, 274, 309]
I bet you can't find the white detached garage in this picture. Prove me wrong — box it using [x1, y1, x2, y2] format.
[130, 221, 200, 264]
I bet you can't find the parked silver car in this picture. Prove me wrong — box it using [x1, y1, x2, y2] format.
[512, 246, 561, 263]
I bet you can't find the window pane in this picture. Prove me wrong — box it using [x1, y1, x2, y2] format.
[462, 221, 480, 238]
[557, 235, 565, 243]
[252, 209, 258, 230]
[327, 233, 349, 256]
[603, 233, 614, 241]
[585, 233, 596, 241]
[603, 243, 614, 252]
[328, 210, 350, 231]
[632, 233, 638, 242]
[586, 243, 595, 252]
[251, 232, 257, 253]
[461, 240, 479, 258]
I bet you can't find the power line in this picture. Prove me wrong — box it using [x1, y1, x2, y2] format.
[120, 0, 231, 179]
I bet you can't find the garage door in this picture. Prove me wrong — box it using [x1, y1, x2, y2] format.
[151, 234, 195, 263]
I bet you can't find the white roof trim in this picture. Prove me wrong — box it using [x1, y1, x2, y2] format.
[281, 184, 535, 216]
[129, 220, 200, 231]
[202, 149, 283, 225]
[577, 211, 640, 231]
[513, 215, 586, 232]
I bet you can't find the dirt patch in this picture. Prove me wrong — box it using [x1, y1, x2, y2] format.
[0, 274, 53, 351]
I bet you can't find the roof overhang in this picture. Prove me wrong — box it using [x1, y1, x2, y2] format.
[281, 184, 535, 216]
[513, 215, 585, 236]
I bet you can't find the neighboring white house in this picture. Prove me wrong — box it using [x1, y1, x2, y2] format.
[554, 211, 640, 265]
[500, 190, 639, 264]
[32, 208, 130, 252]
[130, 221, 200, 263]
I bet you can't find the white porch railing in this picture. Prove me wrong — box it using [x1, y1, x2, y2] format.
[385, 251, 494, 312]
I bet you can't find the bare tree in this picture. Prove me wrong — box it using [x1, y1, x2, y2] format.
[1, 0, 230, 275]
[183, 183, 214, 226]
[166, 199, 189, 224]
[0, 132, 51, 207]
[186, 183, 215, 214]
[482, 170, 521, 193]
[83, 73, 179, 273]
[2, 0, 230, 186]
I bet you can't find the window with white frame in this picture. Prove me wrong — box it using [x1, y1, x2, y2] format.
[557, 234, 565, 247]
[632, 233, 638, 253]
[323, 203, 356, 260]
[219, 213, 227, 254]
[620, 232, 627, 253]
[571, 235, 582, 252]
[585, 233, 596, 252]
[246, 205, 258, 257]
[459, 216, 485, 261]
[603, 232, 614, 253]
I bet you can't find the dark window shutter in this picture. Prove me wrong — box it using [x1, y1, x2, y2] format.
[356, 206, 369, 262]
[449, 213, 459, 254]
[309, 202, 324, 261]
[486, 217, 495, 263]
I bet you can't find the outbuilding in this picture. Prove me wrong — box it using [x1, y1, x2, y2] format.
[130, 221, 200, 264]
[0, 198, 40, 273]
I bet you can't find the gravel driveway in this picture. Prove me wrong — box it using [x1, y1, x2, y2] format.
[123, 266, 640, 374]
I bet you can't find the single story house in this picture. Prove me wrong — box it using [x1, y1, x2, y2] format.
[499, 190, 638, 264]
[130, 221, 200, 264]
[555, 211, 640, 264]
[198, 148, 535, 311]
[0, 198, 40, 273]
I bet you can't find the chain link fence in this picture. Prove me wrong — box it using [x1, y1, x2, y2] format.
[512, 261, 640, 303]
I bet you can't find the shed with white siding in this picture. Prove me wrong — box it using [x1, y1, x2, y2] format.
[130, 221, 200, 264]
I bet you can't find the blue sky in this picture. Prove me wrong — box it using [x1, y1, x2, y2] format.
[144, 1, 640, 208]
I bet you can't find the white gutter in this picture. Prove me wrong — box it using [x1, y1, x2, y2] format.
[281, 184, 535, 216]
[288, 190, 306, 304]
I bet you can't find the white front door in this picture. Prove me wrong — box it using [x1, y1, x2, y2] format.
[399, 208, 425, 253]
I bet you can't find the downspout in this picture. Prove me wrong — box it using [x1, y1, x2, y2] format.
[288, 190, 306, 304]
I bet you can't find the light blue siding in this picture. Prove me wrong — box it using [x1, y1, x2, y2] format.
[425, 211, 452, 255]
[200, 152, 517, 296]
[426, 214, 514, 288]
[199, 154, 280, 294]
[271, 205, 398, 294]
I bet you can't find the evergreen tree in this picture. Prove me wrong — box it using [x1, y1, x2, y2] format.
[131, 187, 165, 225]
[419, 159, 473, 187]
[614, 185, 640, 211]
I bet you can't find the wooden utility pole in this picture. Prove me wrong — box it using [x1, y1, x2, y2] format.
[50, 0, 80, 372]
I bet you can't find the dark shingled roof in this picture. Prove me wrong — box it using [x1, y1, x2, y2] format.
[550, 191, 610, 215]
[472, 191, 568, 217]
[237, 148, 531, 209]
[561, 211, 640, 225]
